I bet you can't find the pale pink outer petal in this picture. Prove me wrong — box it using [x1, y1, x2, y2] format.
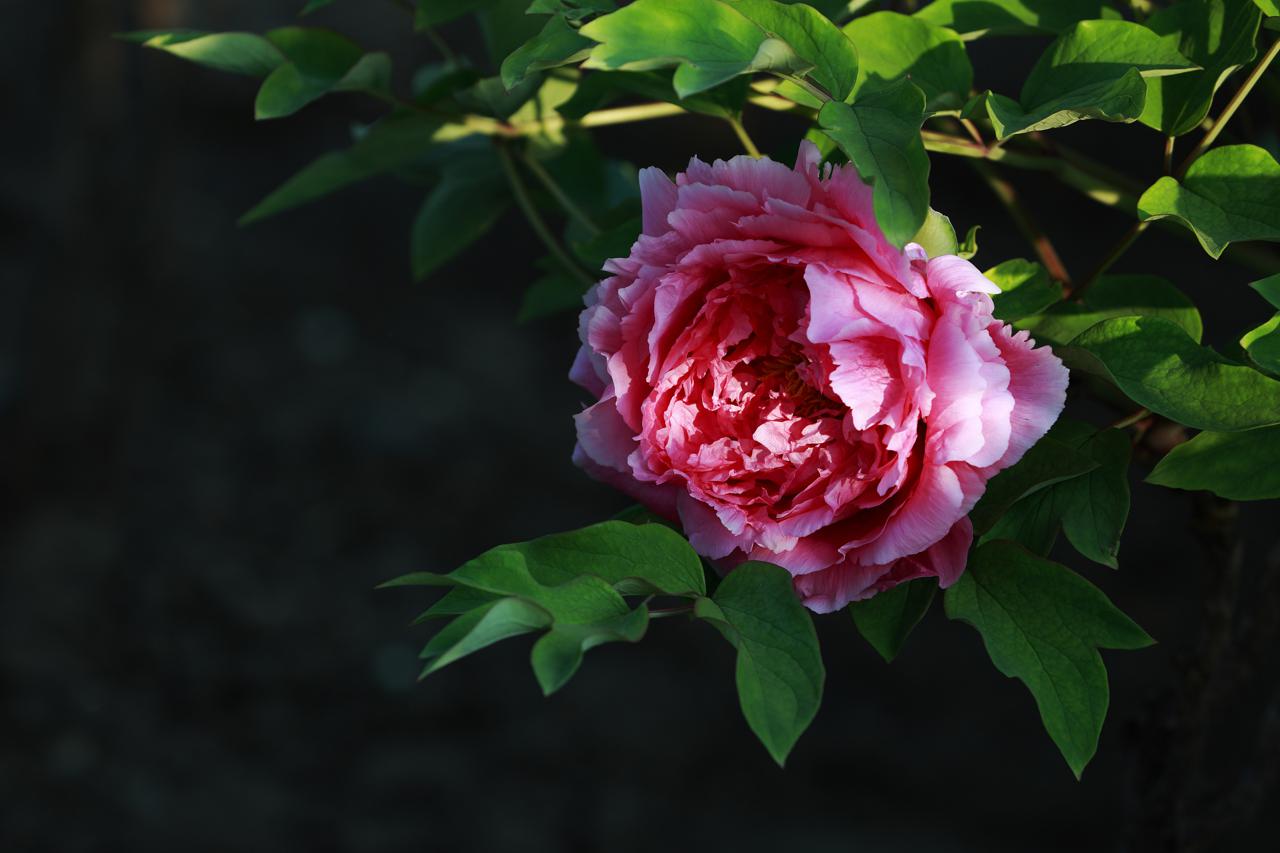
[639, 166, 677, 237]
[987, 324, 1070, 471]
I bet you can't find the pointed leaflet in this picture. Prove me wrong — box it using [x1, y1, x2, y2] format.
[501, 14, 595, 89]
[530, 606, 649, 695]
[969, 428, 1099, 535]
[695, 562, 824, 766]
[1240, 274, 1280, 373]
[579, 0, 809, 98]
[729, 0, 860, 100]
[1019, 274, 1203, 347]
[1148, 425, 1280, 500]
[1140, 0, 1261, 137]
[412, 166, 510, 280]
[971, 20, 1198, 140]
[419, 597, 553, 677]
[842, 11, 972, 112]
[850, 578, 936, 663]
[1070, 316, 1280, 431]
[256, 28, 390, 120]
[914, 0, 1120, 38]
[1054, 423, 1132, 570]
[985, 259, 1063, 323]
[818, 77, 930, 248]
[122, 30, 285, 76]
[1138, 145, 1280, 259]
[912, 208, 960, 258]
[944, 540, 1153, 778]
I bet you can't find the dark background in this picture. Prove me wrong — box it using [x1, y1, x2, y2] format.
[4, 1, 1279, 851]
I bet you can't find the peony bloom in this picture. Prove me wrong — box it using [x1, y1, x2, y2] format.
[570, 142, 1068, 613]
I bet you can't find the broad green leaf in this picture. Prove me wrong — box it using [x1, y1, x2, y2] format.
[818, 78, 930, 247]
[419, 597, 553, 676]
[416, 0, 498, 28]
[530, 606, 648, 694]
[849, 578, 936, 663]
[123, 30, 285, 76]
[1241, 314, 1280, 373]
[1020, 274, 1203, 346]
[580, 0, 809, 98]
[1252, 272, 1280, 308]
[556, 69, 750, 118]
[971, 20, 1198, 140]
[944, 540, 1153, 777]
[411, 169, 510, 280]
[501, 14, 595, 89]
[985, 258, 1063, 322]
[969, 430, 1099, 535]
[1254, 0, 1280, 15]
[481, 0, 553, 66]
[1140, 0, 1261, 137]
[1147, 425, 1280, 500]
[255, 28, 389, 120]
[695, 562, 824, 766]
[1138, 144, 1280, 259]
[1055, 424, 1132, 569]
[1070, 315, 1280, 431]
[528, 0, 616, 19]
[915, 0, 1121, 38]
[983, 486, 1061, 554]
[843, 11, 973, 112]
[730, 0, 860, 100]
[413, 586, 500, 622]
[240, 112, 443, 224]
[912, 208, 959, 258]
[518, 270, 588, 322]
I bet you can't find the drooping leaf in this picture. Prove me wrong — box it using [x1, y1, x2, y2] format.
[255, 28, 390, 120]
[411, 168, 510, 280]
[1147, 425, 1280, 500]
[729, 0, 860, 100]
[122, 30, 285, 76]
[1070, 315, 1280, 431]
[695, 562, 824, 766]
[843, 11, 973, 112]
[969, 20, 1198, 140]
[1140, 0, 1262, 137]
[969, 429, 1100, 535]
[1138, 144, 1280, 259]
[944, 540, 1154, 778]
[240, 112, 444, 224]
[849, 578, 936, 663]
[501, 14, 595, 89]
[1019, 274, 1203, 346]
[985, 258, 1063, 322]
[818, 77, 930, 247]
[580, 0, 809, 98]
[1054, 423, 1132, 570]
[530, 606, 649, 694]
[914, 0, 1121, 38]
[419, 597, 553, 676]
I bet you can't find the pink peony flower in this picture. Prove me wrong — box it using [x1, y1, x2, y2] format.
[570, 142, 1068, 613]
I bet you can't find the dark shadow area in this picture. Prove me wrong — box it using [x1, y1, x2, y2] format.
[3, 2, 1278, 851]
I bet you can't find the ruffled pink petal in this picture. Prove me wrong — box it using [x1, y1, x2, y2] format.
[988, 324, 1069, 472]
[639, 166, 677, 237]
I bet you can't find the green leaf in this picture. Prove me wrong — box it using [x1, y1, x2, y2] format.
[729, 0, 860, 100]
[843, 10, 973, 112]
[1055, 424, 1132, 569]
[1254, 0, 1280, 16]
[944, 540, 1154, 778]
[914, 0, 1121, 38]
[240, 112, 444, 224]
[1070, 315, 1280, 431]
[695, 562, 824, 766]
[969, 429, 1100, 536]
[958, 224, 980, 259]
[985, 258, 1063, 322]
[818, 77, 930, 247]
[971, 20, 1198, 140]
[1148, 425, 1280, 500]
[530, 606, 649, 694]
[419, 597, 553, 677]
[501, 14, 595, 89]
[1019, 274, 1203, 346]
[255, 28, 389, 120]
[1140, 0, 1262, 137]
[528, 0, 617, 21]
[416, 0, 498, 28]
[1241, 314, 1280, 373]
[413, 586, 500, 622]
[122, 30, 285, 76]
[557, 69, 750, 118]
[849, 578, 936, 663]
[1138, 144, 1280, 259]
[580, 0, 809, 98]
[412, 167, 510, 280]
[912, 208, 959, 258]
[1251, 272, 1280, 308]
[518, 270, 589, 322]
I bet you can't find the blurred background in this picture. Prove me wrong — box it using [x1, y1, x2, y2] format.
[4, 1, 1279, 851]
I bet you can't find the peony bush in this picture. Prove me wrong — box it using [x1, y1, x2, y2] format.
[128, 0, 1280, 779]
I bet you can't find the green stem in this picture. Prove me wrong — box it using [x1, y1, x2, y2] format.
[1177, 36, 1280, 178]
[728, 116, 763, 157]
[520, 152, 602, 238]
[496, 144, 596, 289]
